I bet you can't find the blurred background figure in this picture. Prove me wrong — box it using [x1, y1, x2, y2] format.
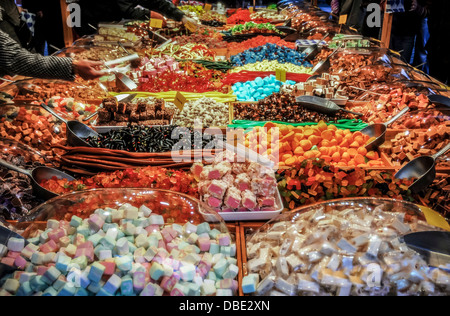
[390, 0, 427, 65]
[75, 0, 191, 36]
[0, 0, 22, 44]
[21, 0, 65, 55]
[425, 0, 449, 84]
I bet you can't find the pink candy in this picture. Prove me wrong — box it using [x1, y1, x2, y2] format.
[1, 257, 15, 267]
[48, 228, 66, 242]
[100, 261, 116, 275]
[14, 256, 27, 269]
[40, 240, 59, 254]
[197, 238, 211, 252]
[160, 273, 180, 292]
[218, 234, 231, 246]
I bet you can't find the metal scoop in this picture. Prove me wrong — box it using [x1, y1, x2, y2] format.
[311, 44, 342, 75]
[40, 103, 98, 147]
[104, 54, 139, 91]
[395, 142, 450, 193]
[82, 93, 137, 122]
[295, 95, 363, 116]
[403, 231, 450, 268]
[428, 94, 450, 108]
[0, 158, 75, 200]
[0, 225, 28, 278]
[360, 106, 410, 151]
[303, 32, 330, 61]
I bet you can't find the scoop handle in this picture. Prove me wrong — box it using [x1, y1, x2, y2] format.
[0, 158, 32, 177]
[40, 103, 68, 124]
[104, 54, 140, 67]
[340, 108, 364, 116]
[432, 142, 450, 160]
[385, 106, 410, 126]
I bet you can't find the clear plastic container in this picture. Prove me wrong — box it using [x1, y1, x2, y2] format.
[4, 189, 240, 296]
[21, 188, 229, 234]
[0, 104, 65, 139]
[0, 137, 53, 166]
[0, 79, 108, 102]
[390, 109, 450, 130]
[0, 138, 49, 220]
[52, 45, 133, 62]
[245, 197, 450, 296]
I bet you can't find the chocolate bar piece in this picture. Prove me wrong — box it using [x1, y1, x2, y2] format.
[145, 104, 156, 112]
[104, 100, 118, 112]
[139, 110, 155, 121]
[117, 102, 127, 114]
[137, 103, 147, 113]
[163, 109, 175, 120]
[125, 103, 138, 114]
[114, 113, 128, 122]
[97, 109, 112, 123]
[129, 111, 140, 122]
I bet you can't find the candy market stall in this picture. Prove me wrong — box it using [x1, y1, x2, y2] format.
[0, 0, 449, 297]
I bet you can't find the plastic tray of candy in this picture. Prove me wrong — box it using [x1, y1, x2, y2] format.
[1, 189, 242, 296]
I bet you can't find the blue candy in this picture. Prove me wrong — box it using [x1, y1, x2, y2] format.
[231, 43, 310, 67]
[232, 75, 296, 102]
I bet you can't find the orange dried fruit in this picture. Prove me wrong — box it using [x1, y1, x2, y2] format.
[300, 139, 313, 151]
[332, 152, 341, 162]
[321, 130, 333, 141]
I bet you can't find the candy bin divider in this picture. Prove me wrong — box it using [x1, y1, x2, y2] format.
[238, 221, 266, 296]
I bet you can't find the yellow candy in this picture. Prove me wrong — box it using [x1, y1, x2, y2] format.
[231, 60, 313, 74]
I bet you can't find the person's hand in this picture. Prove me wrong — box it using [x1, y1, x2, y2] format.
[150, 11, 167, 27]
[73, 60, 106, 80]
[182, 16, 199, 28]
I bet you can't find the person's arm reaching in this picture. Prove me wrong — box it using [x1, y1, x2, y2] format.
[136, 0, 186, 21]
[0, 30, 104, 81]
[116, 0, 149, 20]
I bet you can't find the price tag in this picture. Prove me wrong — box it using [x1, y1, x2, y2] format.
[276, 69, 287, 82]
[185, 21, 198, 32]
[420, 206, 450, 231]
[150, 19, 163, 29]
[339, 15, 348, 25]
[204, 3, 212, 11]
[174, 92, 187, 112]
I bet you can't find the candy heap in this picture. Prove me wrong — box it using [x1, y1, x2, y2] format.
[244, 122, 384, 168]
[138, 69, 223, 93]
[152, 43, 216, 61]
[96, 97, 175, 127]
[243, 202, 449, 296]
[227, 36, 297, 53]
[231, 44, 312, 67]
[229, 22, 282, 36]
[0, 154, 45, 220]
[39, 166, 198, 197]
[232, 76, 296, 102]
[0, 204, 238, 296]
[383, 125, 450, 168]
[172, 97, 229, 128]
[129, 56, 180, 83]
[230, 60, 312, 74]
[234, 93, 356, 123]
[227, 9, 271, 25]
[191, 151, 279, 213]
[174, 33, 227, 49]
[0, 106, 66, 159]
[277, 159, 415, 210]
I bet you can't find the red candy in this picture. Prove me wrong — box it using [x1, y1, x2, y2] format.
[228, 36, 297, 52]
